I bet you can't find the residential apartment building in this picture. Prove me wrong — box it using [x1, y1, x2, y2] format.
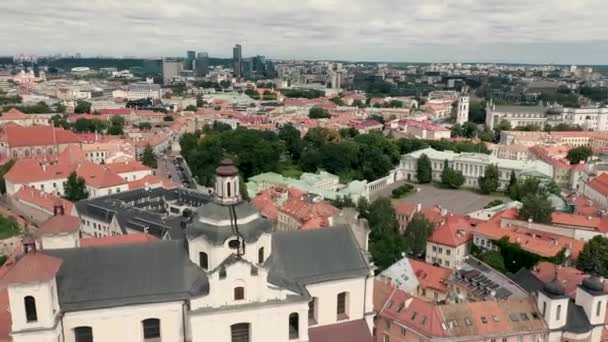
[486, 143, 530, 160]
[424, 215, 474, 269]
[125, 83, 162, 100]
[390, 119, 451, 140]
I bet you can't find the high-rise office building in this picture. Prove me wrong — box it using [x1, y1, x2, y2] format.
[162, 58, 182, 85]
[195, 52, 209, 77]
[185, 51, 196, 70]
[252, 55, 266, 78]
[242, 58, 253, 79]
[233, 44, 242, 79]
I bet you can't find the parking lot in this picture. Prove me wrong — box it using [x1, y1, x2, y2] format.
[388, 183, 507, 215]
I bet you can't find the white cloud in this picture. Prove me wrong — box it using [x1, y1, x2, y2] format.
[0, 0, 607, 63]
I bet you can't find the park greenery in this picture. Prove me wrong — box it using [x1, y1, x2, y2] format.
[508, 177, 559, 224]
[416, 154, 432, 184]
[63, 172, 89, 201]
[577, 235, 608, 277]
[71, 115, 125, 135]
[308, 106, 330, 119]
[0, 159, 15, 194]
[478, 164, 499, 194]
[484, 199, 504, 209]
[280, 89, 324, 99]
[391, 184, 414, 199]
[0, 214, 21, 240]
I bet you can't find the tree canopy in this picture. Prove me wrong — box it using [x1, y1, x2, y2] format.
[403, 213, 434, 258]
[64, 171, 89, 201]
[141, 144, 157, 168]
[364, 198, 404, 272]
[566, 146, 593, 165]
[478, 164, 499, 194]
[577, 236, 608, 277]
[416, 154, 432, 183]
[308, 106, 331, 119]
[441, 164, 465, 189]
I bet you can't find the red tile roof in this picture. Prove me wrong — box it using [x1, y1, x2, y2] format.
[12, 186, 74, 215]
[392, 200, 417, 216]
[475, 219, 584, 259]
[76, 161, 127, 188]
[588, 173, 608, 196]
[80, 233, 159, 247]
[380, 286, 448, 338]
[308, 319, 372, 342]
[105, 160, 150, 174]
[128, 175, 175, 190]
[5, 125, 81, 147]
[428, 215, 474, 247]
[0, 108, 28, 120]
[408, 259, 452, 293]
[36, 214, 80, 237]
[532, 262, 608, 298]
[0, 252, 62, 286]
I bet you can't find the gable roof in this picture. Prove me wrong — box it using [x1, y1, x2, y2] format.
[37, 214, 80, 236]
[267, 226, 369, 291]
[44, 240, 208, 311]
[5, 125, 81, 147]
[588, 173, 608, 196]
[0, 252, 63, 286]
[428, 215, 474, 247]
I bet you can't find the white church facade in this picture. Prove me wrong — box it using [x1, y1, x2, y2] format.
[0, 159, 374, 342]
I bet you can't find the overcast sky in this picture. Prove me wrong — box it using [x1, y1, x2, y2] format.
[1, 0, 607, 64]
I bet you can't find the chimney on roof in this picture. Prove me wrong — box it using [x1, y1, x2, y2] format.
[53, 204, 64, 216]
[416, 203, 422, 213]
[441, 208, 448, 217]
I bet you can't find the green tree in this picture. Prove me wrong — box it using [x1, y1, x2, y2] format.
[484, 199, 504, 209]
[577, 236, 608, 277]
[74, 100, 92, 114]
[519, 193, 553, 224]
[64, 171, 89, 201]
[366, 198, 403, 271]
[416, 154, 432, 184]
[478, 128, 495, 142]
[441, 164, 465, 189]
[185, 104, 197, 111]
[0, 160, 15, 194]
[138, 122, 152, 130]
[308, 106, 331, 119]
[329, 97, 345, 106]
[278, 124, 303, 161]
[51, 114, 70, 129]
[566, 146, 593, 165]
[478, 164, 499, 194]
[461, 122, 479, 139]
[163, 115, 175, 121]
[196, 95, 205, 107]
[403, 213, 434, 257]
[451, 123, 464, 138]
[141, 144, 157, 168]
[478, 250, 506, 272]
[507, 170, 517, 196]
[107, 115, 125, 135]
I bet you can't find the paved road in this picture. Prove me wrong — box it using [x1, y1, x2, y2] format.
[156, 156, 184, 187]
[377, 182, 507, 215]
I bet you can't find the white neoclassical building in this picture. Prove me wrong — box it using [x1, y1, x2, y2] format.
[1, 160, 374, 342]
[399, 147, 554, 190]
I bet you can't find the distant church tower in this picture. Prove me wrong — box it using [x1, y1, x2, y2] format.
[456, 96, 470, 124]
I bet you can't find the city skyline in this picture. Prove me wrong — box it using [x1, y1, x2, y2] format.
[1, 0, 607, 65]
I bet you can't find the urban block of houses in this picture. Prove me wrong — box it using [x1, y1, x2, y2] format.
[251, 185, 338, 231]
[0, 160, 374, 342]
[4, 146, 154, 198]
[378, 257, 452, 303]
[0, 108, 54, 127]
[399, 147, 554, 190]
[390, 119, 451, 140]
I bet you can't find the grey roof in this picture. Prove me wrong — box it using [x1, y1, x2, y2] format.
[186, 201, 272, 245]
[564, 302, 593, 334]
[44, 240, 208, 311]
[195, 201, 259, 221]
[494, 104, 547, 114]
[509, 268, 545, 294]
[266, 226, 370, 293]
[75, 187, 210, 238]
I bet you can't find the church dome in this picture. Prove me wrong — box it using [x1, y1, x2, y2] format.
[582, 275, 604, 293]
[544, 278, 566, 297]
[216, 159, 239, 177]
